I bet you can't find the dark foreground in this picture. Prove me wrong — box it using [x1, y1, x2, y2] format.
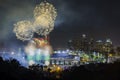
[0, 57, 120, 80]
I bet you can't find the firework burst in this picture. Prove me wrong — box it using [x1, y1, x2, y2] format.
[13, 1, 57, 41]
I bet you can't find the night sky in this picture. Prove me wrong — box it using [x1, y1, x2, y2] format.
[0, 0, 120, 49]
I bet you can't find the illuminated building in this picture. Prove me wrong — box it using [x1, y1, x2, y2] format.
[67, 34, 115, 63]
[68, 34, 89, 53]
[50, 50, 80, 68]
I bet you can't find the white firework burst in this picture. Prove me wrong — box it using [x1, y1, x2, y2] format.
[13, 1, 57, 41]
[33, 1, 57, 36]
[13, 20, 33, 41]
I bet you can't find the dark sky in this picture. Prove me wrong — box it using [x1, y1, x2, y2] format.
[0, 0, 120, 49]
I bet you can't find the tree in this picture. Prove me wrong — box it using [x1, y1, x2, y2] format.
[9, 58, 21, 68]
[29, 64, 43, 72]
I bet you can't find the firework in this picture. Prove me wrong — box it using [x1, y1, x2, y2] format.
[13, 1, 57, 41]
[24, 40, 36, 56]
[13, 20, 33, 41]
[33, 1, 57, 36]
[24, 38, 52, 65]
[13, 1, 57, 66]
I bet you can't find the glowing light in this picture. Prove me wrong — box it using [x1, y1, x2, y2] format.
[29, 60, 35, 65]
[45, 61, 50, 66]
[13, 20, 33, 41]
[12, 0, 57, 66]
[62, 51, 66, 53]
[24, 38, 52, 65]
[82, 34, 86, 38]
[57, 51, 61, 53]
[106, 39, 112, 44]
[53, 64, 56, 67]
[11, 52, 15, 55]
[13, 1, 57, 41]
[97, 40, 102, 43]
[24, 40, 36, 56]
[33, 1, 57, 36]
[109, 54, 112, 57]
[22, 57, 25, 59]
[57, 66, 61, 71]
[66, 49, 69, 52]
[54, 51, 57, 53]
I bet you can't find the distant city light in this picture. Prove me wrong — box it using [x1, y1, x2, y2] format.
[11, 52, 15, 55]
[29, 60, 35, 65]
[57, 51, 61, 53]
[45, 61, 50, 66]
[62, 51, 66, 53]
